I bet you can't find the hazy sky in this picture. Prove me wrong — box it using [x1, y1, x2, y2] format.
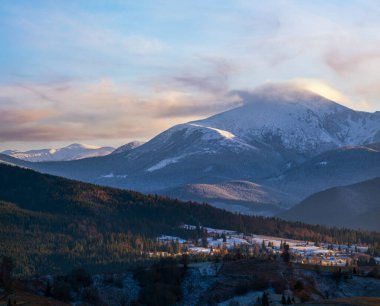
[1, 0, 380, 151]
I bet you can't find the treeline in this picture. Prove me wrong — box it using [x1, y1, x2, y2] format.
[0, 164, 379, 275]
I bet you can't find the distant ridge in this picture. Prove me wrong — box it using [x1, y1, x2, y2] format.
[112, 141, 144, 155]
[278, 177, 380, 231]
[2, 143, 115, 162]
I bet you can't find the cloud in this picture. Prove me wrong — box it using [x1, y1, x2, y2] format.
[325, 48, 380, 76]
[0, 109, 63, 142]
[16, 84, 63, 104]
[0, 109, 54, 124]
[0, 79, 234, 143]
[229, 79, 362, 109]
[289, 79, 349, 104]
[123, 35, 166, 55]
[143, 91, 239, 118]
[168, 56, 237, 94]
[2, 1, 380, 149]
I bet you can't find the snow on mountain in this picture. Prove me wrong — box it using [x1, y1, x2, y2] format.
[193, 84, 380, 156]
[118, 85, 380, 183]
[146, 154, 188, 172]
[1, 84, 379, 218]
[2, 143, 115, 162]
[111, 141, 144, 155]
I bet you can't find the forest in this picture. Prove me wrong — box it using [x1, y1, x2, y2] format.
[0, 163, 379, 275]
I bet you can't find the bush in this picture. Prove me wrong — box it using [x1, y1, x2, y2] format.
[135, 260, 186, 306]
[82, 287, 100, 305]
[367, 267, 380, 279]
[67, 268, 92, 291]
[273, 281, 286, 294]
[234, 282, 250, 295]
[293, 280, 304, 291]
[52, 280, 71, 302]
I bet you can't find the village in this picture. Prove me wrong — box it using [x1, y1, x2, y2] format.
[156, 225, 380, 268]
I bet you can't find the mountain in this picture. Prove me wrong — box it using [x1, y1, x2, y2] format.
[3, 142, 378, 219]
[2, 163, 375, 275]
[1, 143, 115, 162]
[197, 85, 380, 157]
[278, 177, 380, 231]
[263, 142, 380, 201]
[0, 84, 379, 215]
[112, 141, 145, 155]
[162, 180, 298, 215]
[114, 85, 379, 191]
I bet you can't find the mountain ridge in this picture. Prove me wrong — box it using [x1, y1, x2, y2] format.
[2, 143, 115, 162]
[0, 85, 379, 218]
[278, 177, 380, 231]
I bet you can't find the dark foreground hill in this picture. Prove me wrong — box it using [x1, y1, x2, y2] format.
[279, 177, 380, 231]
[0, 164, 379, 275]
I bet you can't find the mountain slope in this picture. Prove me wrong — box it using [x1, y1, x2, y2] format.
[197, 85, 380, 155]
[0, 85, 379, 215]
[111, 141, 144, 155]
[2, 143, 115, 162]
[119, 85, 379, 189]
[161, 180, 298, 216]
[2, 142, 378, 218]
[278, 177, 380, 231]
[2, 163, 380, 276]
[264, 143, 380, 200]
[3, 164, 378, 275]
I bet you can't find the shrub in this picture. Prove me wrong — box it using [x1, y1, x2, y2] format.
[293, 280, 304, 291]
[82, 287, 100, 305]
[52, 280, 71, 302]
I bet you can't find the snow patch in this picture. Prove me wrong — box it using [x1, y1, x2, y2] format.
[146, 155, 187, 172]
[188, 124, 257, 150]
[157, 235, 186, 244]
[189, 124, 236, 139]
[317, 161, 328, 166]
[101, 173, 128, 178]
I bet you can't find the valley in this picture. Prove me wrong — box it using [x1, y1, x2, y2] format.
[0, 163, 379, 305]
[2, 2, 380, 305]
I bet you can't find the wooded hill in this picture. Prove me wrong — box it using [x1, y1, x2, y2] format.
[0, 164, 379, 275]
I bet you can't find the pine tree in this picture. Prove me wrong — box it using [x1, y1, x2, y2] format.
[281, 293, 286, 305]
[45, 280, 52, 297]
[262, 292, 269, 306]
[261, 240, 267, 251]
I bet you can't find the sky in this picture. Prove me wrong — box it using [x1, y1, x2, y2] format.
[1, 0, 380, 151]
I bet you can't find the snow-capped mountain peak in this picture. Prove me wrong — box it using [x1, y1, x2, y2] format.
[2, 143, 115, 162]
[112, 141, 145, 155]
[190, 86, 379, 155]
[1, 84, 379, 218]
[65, 143, 101, 150]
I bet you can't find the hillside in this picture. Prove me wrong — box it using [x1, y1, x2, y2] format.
[2, 142, 379, 219]
[1, 164, 379, 275]
[161, 180, 298, 215]
[265, 143, 380, 201]
[278, 177, 380, 231]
